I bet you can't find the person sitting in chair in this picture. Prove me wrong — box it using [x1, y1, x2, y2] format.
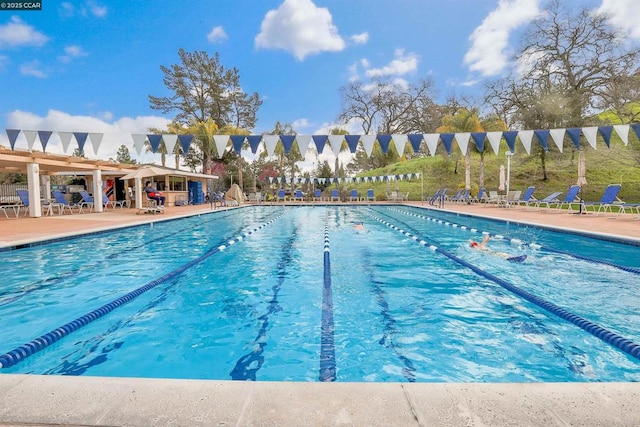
[144, 181, 166, 208]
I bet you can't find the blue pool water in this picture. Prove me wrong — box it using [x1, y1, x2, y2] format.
[0, 205, 639, 382]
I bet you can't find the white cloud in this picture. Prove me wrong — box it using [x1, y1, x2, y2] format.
[350, 32, 369, 45]
[347, 63, 359, 82]
[464, 0, 542, 76]
[58, 45, 89, 62]
[58, 1, 107, 18]
[596, 0, 640, 40]
[207, 26, 228, 43]
[365, 49, 419, 78]
[255, 0, 346, 60]
[2, 109, 171, 165]
[0, 16, 48, 49]
[292, 118, 310, 129]
[87, 1, 107, 18]
[20, 61, 47, 78]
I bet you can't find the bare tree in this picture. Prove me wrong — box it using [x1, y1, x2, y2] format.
[485, 0, 640, 175]
[338, 78, 441, 134]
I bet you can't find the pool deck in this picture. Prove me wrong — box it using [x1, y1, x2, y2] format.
[1, 201, 639, 426]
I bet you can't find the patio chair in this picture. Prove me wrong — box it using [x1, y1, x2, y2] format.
[15, 189, 31, 216]
[276, 189, 287, 202]
[548, 185, 582, 213]
[457, 189, 470, 203]
[446, 189, 463, 203]
[515, 186, 536, 208]
[1, 191, 22, 218]
[331, 189, 340, 202]
[51, 190, 79, 215]
[472, 188, 486, 203]
[0, 202, 20, 219]
[103, 191, 126, 209]
[293, 189, 304, 202]
[498, 190, 522, 208]
[313, 189, 323, 202]
[77, 190, 97, 213]
[366, 189, 375, 202]
[349, 189, 359, 202]
[484, 190, 501, 207]
[531, 191, 563, 211]
[583, 184, 622, 216]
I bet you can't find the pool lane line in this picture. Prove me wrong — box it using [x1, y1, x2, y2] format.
[386, 206, 640, 276]
[365, 211, 640, 362]
[230, 228, 298, 380]
[319, 212, 336, 382]
[0, 210, 246, 307]
[0, 214, 285, 369]
[359, 247, 416, 382]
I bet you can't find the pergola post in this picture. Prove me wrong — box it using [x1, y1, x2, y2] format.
[92, 169, 103, 213]
[26, 163, 42, 217]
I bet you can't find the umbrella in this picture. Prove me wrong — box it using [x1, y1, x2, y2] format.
[119, 165, 168, 180]
[577, 150, 587, 186]
[499, 165, 506, 191]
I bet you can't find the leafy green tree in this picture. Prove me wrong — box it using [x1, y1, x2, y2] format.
[149, 49, 262, 173]
[114, 145, 137, 164]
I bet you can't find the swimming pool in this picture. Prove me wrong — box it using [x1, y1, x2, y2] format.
[0, 205, 639, 382]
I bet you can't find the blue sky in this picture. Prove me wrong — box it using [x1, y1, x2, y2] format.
[0, 0, 638, 166]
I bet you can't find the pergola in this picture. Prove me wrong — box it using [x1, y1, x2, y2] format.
[0, 146, 140, 217]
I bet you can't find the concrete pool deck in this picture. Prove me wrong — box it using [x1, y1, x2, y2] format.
[0, 201, 639, 426]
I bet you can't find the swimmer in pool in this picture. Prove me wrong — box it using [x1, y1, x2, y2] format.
[470, 235, 526, 262]
[353, 222, 366, 232]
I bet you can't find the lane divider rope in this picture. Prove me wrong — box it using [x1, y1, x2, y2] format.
[319, 211, 336, 382]
[366, 210, 640, 362]
[0, 214, 285, 369]
[385, 206, 640, 276]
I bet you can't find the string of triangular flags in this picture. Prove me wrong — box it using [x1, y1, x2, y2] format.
[264, 173, 421, 186]
[5, 124, 640, 157]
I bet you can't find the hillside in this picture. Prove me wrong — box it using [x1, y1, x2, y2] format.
[346, 141, 640, 203]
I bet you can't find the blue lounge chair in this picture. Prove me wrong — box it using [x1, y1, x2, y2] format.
[583, 184, 622, 216]
[103, 191, 126, 209]
[349, 189, 359, 202]
[515, 186, 536, 208]
[447, 189, 463, 203]
[78, 190, 95, 213]
[293, 189, 304, 202]
[331, 189, 340, 202]
[313, 189, 322, 202]
[532, 191, 563, 211]
[472, 188, 486, 203]
[613, 202, 640, 219]
[458, 188, 470, 203]
[366, 189, 375, 202]
[15, 189, 31, 216]
[276, 189, 287, 202]
[550, 185, 582, 213]
[52, 190, 79, 214]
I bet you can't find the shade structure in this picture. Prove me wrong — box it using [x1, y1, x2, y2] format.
[577, 150, 587, 186]
[119, 166, 168, 180]
[499, 165, 506, 191]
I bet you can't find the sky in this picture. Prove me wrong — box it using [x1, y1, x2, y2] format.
[0, 0, 638, 168]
